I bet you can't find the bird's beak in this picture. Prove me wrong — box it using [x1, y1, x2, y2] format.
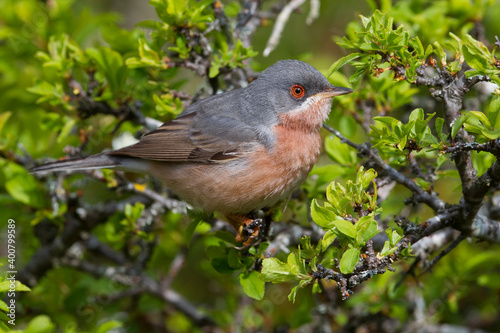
[315, 86, 353, 99]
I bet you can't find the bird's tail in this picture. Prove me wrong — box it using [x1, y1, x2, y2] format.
[30, 153, 120, 174]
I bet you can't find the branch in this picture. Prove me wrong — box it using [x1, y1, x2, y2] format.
[306, 0, 320, 25]
[121, 177, 190, 214]
[470, 214, 500, 243]
[323, 124, 446, 212]
[18, 196, 150, 287]
[445, 139, 500, 157]
[69, 78, 159, 132]
[456, 160, 500, 229]
[263, 0, 306, 57]
[313, 238, 410, 300]
[83, 233, 128, 265]
[466, 160, 500, 202]
[61, 257, 214, 327]
[418, 234, 466, 276]
[415, 66, 496, 230]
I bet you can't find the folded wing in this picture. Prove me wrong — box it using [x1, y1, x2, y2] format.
[111, 112, 258, 163]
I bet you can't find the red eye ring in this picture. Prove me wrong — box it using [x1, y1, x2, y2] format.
[290, 85, 305, 98]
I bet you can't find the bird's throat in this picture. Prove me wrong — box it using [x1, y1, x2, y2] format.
[277, 97, 333, 133]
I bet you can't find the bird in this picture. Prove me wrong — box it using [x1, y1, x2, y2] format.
[31, 60, 353, 243]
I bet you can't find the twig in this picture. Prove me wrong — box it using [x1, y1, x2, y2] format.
[418, 234, 466, 277]
[323, 124, 446, 212]
[83, 233, 128, 265]
[61, 257, 214, 326]
[306, 0, 320, 25]
[162, 251, 187, 289]
[263, 0, 306, 57]
[123, 180, 190, 214]
[18, 196, 150, 287]
[312, 238, 411, 300]
[444, 139, 500, 158]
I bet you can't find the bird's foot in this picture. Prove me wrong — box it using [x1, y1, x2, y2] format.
[236, 218, 262, 246]
[226, 213, 262, 246]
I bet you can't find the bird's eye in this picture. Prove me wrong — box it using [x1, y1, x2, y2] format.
[290, 85, 305, 99]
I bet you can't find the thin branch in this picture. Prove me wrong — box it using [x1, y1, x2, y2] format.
[83, 233, 128, 265]
[163, 252, 187, 289]
[323, 124, 446, 212]
[313, 238, 411, 300]
[61, 257, 214, 326]
[263, 0, 306, 57]
[18, 196, 150, 287]
[306, 0, 320, 25]
[444, 139, 500, 157]
[418, 234, 466, 277]
[417, 209, 461, 239]
[123, 179, 190, 214]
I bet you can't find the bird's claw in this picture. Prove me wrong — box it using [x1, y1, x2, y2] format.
[236, 218, 262, 246]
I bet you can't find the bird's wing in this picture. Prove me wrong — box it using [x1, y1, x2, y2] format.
[110, 112, 258, 162]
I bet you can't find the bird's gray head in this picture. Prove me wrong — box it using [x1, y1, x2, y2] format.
[245, 60, 352, 116]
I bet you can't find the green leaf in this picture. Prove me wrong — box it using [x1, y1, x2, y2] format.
[288, 285, 300, 303]
[386, 228, 403, 246]
[468, 111, 492, 129]
[397, 135, 407, 151]
[408, 108, 424, 122]
[185, 209, 206, 244]
[434, 117, 446, 141]
[86, 47, 128, 94]
[27, 81, 65, 105]
[0, 280, 31, 293]
[433, 41, 447, 65]
[287, 252, 307, 276]
[5, 173, 45, 208]
[260, 258, 296, 283]
[480, 128, 500, 140]
[379, 241, 391, 256]
[25, 315, 55, 333]
[477, 273, 500, 289]
[311, 199, 337, 229]
[462, 34, 495, 72]
[239, 271, 265, 300]
[228, 249, 244, 269]
[184, 218, 202, 245]
[57, 118, 76, 143]
[0, 111, 12, 135]
[355, 215, 379, 245]
[211, 257, 235, 274]
[209, 62, 221, 78]
[327, 53, 361, 77]
[488, 95, 500, 129]
[359, 15, 370, 28]
[0, 300, 7, 312]
[322, 229, 337, 251]
[451, 115, 469, 139]
[125, 202, 145, 221]
[360, 168, 377, 188]
[95, 320, 123, 333]
[324, 135, 357, 166]
[332, 217, 357, 239]
[340, 248, 360, 274]
[373, 116, 399, 126]
[410, 36, 424, 57]
[312, 280, 322, 294]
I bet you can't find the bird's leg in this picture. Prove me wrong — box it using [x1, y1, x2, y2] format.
[225, 213, 262, 246]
